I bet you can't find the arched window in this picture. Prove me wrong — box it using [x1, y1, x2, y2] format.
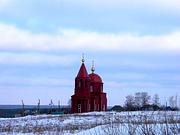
[78, 81, 81, 87]
[90, 85, 93, 92]
[79, 79, 83, 88]
[85, 80, 88, 88]
[78, 104, 81, 113]
[101, 85, 103, 92]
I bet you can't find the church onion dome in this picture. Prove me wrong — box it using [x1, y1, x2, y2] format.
[89, 73, 103, 83]
[89, 60, 102, 83]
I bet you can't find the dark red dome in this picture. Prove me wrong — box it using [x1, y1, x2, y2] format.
[89, 73, 102, 83]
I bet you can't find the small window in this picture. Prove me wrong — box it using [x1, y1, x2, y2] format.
[88, 103, 91, 111]
[90, 86, 93, 92]
[78, 104, 81, 113]
[85, 80, 88, 88]
[80, 79, 83, 87]
[101, 86, 103, 92]
[78, 81, 81, 87]
[94, 100, 96, 111]
[103, 105, 105, 111]
[79, 79, 83, 88]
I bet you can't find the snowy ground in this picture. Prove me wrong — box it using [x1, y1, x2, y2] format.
[0, 111, 180, 135]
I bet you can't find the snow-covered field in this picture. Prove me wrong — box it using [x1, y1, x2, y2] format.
[0, 111, 180, 135]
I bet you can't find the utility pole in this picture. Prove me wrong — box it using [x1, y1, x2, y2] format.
[49, 99, 53, 113]
[21, 100, 25, 116]
[37, 99, 40, 114]
[58, 100, 60, 112]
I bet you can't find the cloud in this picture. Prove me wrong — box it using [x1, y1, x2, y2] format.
[0, 75, 73, 88]
[0, 23, 180, 53]
[0, 0, 12, 9]
[1, 0, 180, 11]
[0, 1, 180, 35]
[59, 0, 180, 13]
[105, 81, 160, 90]
[0, 52, 78, 66]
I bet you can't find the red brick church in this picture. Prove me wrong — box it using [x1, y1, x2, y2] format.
[71, 57, 107, 113]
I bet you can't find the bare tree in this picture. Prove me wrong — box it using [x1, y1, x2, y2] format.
[141, 92, 151, 106]
[152, 94, 160, 106]
[134, 92, 142, 107]
[134, 92, 151, 108]
[68, 99, 71, 108]
[178, 96, 180, 109]
[175, 94, 178, 108]
[124, 95, 135, 109]
[169, 96, 175, 108]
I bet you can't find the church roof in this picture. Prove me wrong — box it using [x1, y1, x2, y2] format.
[77, 63, 89, 78]
[89, 73, 103, 83]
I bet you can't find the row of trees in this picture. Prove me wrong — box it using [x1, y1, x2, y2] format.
[123, 92, 179, 111]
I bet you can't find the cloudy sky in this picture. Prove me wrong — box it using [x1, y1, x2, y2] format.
[0, 0, 180, 106]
